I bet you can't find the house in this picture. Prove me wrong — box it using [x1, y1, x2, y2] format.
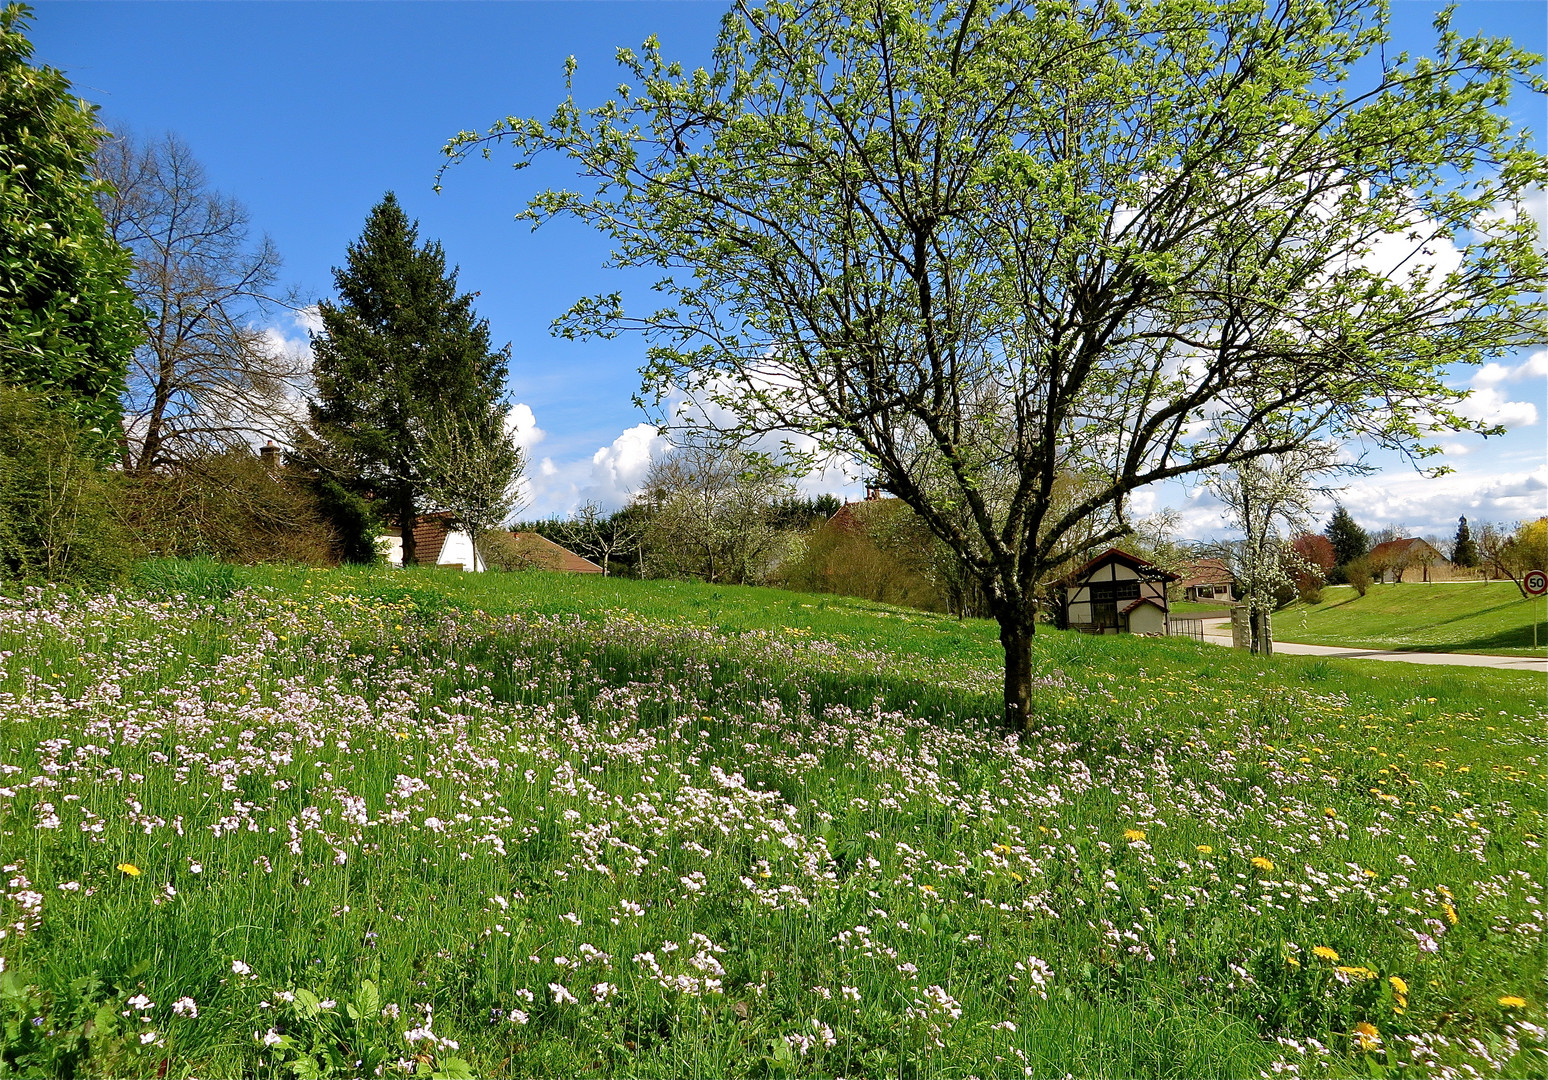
[1367, 538, 1447, 583]
[376, 513, 486, 571]
[1177, 557, 1237, 602]
[1061, 548, 1179, 635]
[507, 532, 604, 574]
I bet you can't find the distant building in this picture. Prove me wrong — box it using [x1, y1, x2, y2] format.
[1177, 557, 1237, 602]
[376, 513, 485, 571]
[1061, 548, 1178, 635]
[507, 532, 603, 574]
[1367, 537, 1447, 583]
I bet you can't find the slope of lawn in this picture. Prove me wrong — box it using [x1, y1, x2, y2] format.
[1274, 580, 1547, 656]
[0, 561, 1542, 1078]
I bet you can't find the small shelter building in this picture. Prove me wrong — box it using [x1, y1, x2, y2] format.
[1062, 548, 1178, 635]
[1178, 557, 1237, 602]
[377, 513, 486, 571]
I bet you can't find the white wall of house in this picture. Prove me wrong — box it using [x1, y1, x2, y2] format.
[1128, 603, 1167, 635]
[435, 530, 485, 572]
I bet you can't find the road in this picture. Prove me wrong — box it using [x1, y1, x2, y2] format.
[1192, 617, 1548, 674]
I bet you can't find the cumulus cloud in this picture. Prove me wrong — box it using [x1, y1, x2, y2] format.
[505, 403, 545, 451]
[1453, 386, 1538, 431]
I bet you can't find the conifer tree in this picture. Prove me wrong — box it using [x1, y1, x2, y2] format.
[307, 193, 510, 564]
[1324, 505, 1370, 571]
[1451, 515, 1479, 568]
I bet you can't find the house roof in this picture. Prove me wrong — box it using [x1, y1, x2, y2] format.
[1064, 547, 1180, 584]
[381, 513, 458, 564]
[1368, 538, 1443, 563]
[1179, 557, 1235, 588]
[509, 532, 604, 573]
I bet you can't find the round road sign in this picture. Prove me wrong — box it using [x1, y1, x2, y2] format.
[1525, 569, 1548, 597]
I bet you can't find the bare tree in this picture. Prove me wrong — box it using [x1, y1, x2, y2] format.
[419, 407, 524, 567]
[95, 130, 302, 474]
[558, 500, 648, 577]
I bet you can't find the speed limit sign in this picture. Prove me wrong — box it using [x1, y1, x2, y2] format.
[1526, 569, 1548, 597]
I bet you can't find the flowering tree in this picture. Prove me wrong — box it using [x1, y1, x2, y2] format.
[1208, 443, 1345, 655]
[448, 0, 1547, 727]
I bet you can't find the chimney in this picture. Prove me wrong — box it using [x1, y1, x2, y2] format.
[259, 440, 281, 472]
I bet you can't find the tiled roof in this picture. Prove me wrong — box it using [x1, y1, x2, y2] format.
[1120, 597, 1166, 615]
[1064, 548, 1180, 583]
[509, 532, 604, 573]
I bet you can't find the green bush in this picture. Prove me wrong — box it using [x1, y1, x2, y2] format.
[0, 384, 132, 586]
[1344, 556, 1373, 597]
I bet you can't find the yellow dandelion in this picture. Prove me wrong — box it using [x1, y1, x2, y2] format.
[1285, 955, 1301, 968]
[1351, 1022, 1382, 1052]
[116, 863, 141, 877]
[1389, 976, 1408, 996]
[1323, 807, 1337, 818]
[1499, 996, 1527, 1008]
[1338, 966, 1377, 981]
[1196, 845, 1213, 854]
[1312, 946, 1340, 963]
[1442, 903, 1458, 925]
[1123, 829, 1146, 843]
[1251, 856, 1275, 872]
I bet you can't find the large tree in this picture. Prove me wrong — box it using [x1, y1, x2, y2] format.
[95, 131, 302, 475]
[307, 193, 511, 565]
[1324, 504, 1370, 571]
[449, 0, 1547, 727]
[1451, 515, 1479, 569]
[0, 2, 139, 444]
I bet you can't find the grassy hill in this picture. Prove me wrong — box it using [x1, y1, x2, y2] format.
[0, 562, 1542, 1078]
[1275, 580, 1547, 656]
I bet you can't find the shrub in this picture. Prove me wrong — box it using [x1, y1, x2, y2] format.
[1297, 583, 1323, 605]
[0, 385, 133, 586]
[119, 451, 338, 564]
[476, 529, 533, 572]
[1344, 557, 1372, 597]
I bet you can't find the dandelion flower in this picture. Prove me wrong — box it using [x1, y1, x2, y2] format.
[1323, 808, 1337, 818]
[1499, 996, 1528, 1008]
[1442, 903, 1458, 925]
[1251, 857, 1275, 872]
[1351, 1022, 1382, 1052]
[1195, 845, 1213, 854]
[1389, 976, 1408, 996]
[117, 863, 141, 877]
[1312, 946, 1340, 963]
[1123, 829, 1146, 843]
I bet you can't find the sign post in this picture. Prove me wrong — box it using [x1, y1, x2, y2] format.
[1524, 570, 1547, 652]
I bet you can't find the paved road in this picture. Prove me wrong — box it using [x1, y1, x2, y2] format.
[1193, 617, 1548, 674]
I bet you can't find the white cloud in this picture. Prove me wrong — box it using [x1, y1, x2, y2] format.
[505, 402, 545, 451]
[1325, 463, 1547, 536]
[1454, 386, 1538, 431]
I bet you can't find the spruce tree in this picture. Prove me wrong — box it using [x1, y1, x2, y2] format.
[308, 193, 510, 564]
[1324, 504, 1370, 572]
[1451, 515, 1479, 568]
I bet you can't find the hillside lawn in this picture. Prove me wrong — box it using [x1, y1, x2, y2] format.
[0, 561, 1542, 1078]
[1275, 580, 1548, 657]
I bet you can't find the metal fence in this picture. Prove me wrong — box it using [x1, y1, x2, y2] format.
[1169, 617, 1204, 643]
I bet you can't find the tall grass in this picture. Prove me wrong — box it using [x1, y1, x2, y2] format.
[0, 565, 1542, 1078]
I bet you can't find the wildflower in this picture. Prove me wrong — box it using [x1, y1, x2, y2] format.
[172, 997, 198, 1018]
[1500, 996, 1528, 1008]
[116, 863, 141, 877]
[549, 982, 578, 1005]
[1351, 1023, 1382, 1052]
[1251, 857, 1275, 872]
[1388, 976, 1408, 996]
[257, 1028, 283, 1047]
[1442, 903, 1458, 925]
[1123, 829, 1146, 843]
[1196, 845, 1213, 854]
[139, 1031, 159, 1045]
[127, 993, 153, 1011]
[1323, 808, 1337, 818]
[1311, 946, 1340, 963]
[231, 959, 252, 977]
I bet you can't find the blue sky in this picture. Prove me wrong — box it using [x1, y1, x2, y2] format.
[35, 1, 1547, 537]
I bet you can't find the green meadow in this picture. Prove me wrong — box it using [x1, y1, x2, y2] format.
[0, 563, 1542, 1078]
[1276, 581, 1548, 657]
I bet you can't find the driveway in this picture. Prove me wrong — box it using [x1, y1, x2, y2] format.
[1193, 617, 1548, 674]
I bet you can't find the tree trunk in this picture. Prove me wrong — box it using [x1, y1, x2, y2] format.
[998, 617, 1035, 731]
[399, 488, 418, 566]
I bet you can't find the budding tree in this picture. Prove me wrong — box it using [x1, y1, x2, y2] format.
[448, 0, 1547, 728]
